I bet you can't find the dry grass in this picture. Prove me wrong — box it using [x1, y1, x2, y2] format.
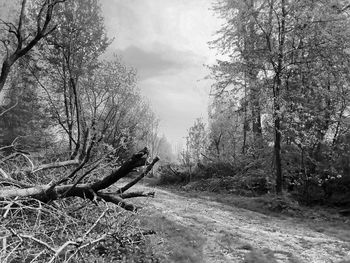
[138, 211, 205, 263]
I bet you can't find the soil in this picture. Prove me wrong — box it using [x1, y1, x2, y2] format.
[130, 184, 350, 263]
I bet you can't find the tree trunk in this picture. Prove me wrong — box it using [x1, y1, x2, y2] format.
[0, 59, 15, 95]
[274, 112, 283, 194]
[245, 0, 262, 144]
[0, 148, 158, 211]
[274, 0, 287, 195]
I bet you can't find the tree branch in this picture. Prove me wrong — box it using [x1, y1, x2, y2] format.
[119, 156, 159, 193]
[0, 148, 159, 211]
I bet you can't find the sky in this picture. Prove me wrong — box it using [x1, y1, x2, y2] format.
[100, 0, 222, 147]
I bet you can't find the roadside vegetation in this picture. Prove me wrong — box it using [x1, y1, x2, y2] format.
[154, 0, 350, 218]
[0, 0, 174, 261]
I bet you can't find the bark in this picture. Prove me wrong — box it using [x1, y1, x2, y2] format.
[119, 191, 155, 199]
[239, 0, 262, 147]
[91, 147, 149, 192]
[274, 0, 287, 195]
[246, 0, 262, 142]
[118, 156, 159, 193]
[0, 148, 159, 211]
[32, 159, 80, 172]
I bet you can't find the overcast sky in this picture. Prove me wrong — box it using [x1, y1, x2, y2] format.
[101, 0, 221, 147]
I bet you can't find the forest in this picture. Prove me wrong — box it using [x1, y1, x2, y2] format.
[0, 0, 350, 262]
[170, 0, 350, 207]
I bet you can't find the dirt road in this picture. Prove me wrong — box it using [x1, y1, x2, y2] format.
[132, 185, 350, 263]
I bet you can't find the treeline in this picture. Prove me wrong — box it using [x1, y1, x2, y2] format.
[0, 0, 173, 165]
[181, 0, 350, 206]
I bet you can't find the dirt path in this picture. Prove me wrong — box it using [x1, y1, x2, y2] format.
[132, 185, 350, 263]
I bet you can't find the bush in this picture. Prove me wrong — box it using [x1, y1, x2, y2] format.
[195, 161, 237, 178]
[154, 164, 188, 185]
[154, 158, 273, 196]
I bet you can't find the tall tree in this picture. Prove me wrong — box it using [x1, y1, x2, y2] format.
[187, 118, 208, 163]
[0, 0, 65, 98]
[0, 59, 52, 150]
[37, 0, 110, 160]
[210, 0, 350, 194]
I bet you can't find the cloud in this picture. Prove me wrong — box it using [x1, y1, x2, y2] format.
[115, 44, 205, 80]
[138, 70, 211, 144]
[101, 0, 222, 145]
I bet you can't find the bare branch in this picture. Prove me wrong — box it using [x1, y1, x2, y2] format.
[18, 153, 34, 172]
[0, 0, 66, 94]
[119, 191, 155, 199]
[16, 0, 27, 48]
[65, 234, 107, 262]
[119, 156, 160, 193]
[0, 148, 155, 212]
[0, 168, 9, 179]
[48, 241, 80, 263]
[96, 193, 137, 211]
[82, 208, 108, 239]
[32, 159, 80, 173]
[0, 98, 19, 117]
[10, 229, 56, 253]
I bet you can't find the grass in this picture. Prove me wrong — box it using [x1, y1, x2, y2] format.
[137, 210, 205, 263]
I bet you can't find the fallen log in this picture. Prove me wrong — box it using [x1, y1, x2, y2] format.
[0, 147, 159, 211]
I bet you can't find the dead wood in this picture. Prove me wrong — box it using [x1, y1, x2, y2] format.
[120, 191, 155, 199]
[118, 156, 160, 193]
[0, 147, 159, 211]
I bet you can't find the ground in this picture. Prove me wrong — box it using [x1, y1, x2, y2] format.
[128, 184, 350, 263]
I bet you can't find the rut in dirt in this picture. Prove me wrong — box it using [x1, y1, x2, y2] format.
[134, 185, 350, 263]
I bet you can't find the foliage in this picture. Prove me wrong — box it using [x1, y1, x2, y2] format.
[186, 118, 207, 163]
[0, 58, 53, 151]
[192, 0, 350, 203]
[153, 164, 189, 186]
[0, 0, 166, 261]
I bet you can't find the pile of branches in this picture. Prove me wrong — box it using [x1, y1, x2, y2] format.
[0, 147, 160, 262]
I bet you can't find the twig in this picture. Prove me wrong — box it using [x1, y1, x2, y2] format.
[66, 234, 107, 262]
[0, 98, 18, 117]
[83, 208, 108, 239]
[2, 197, 18, 218]
[0, 137, 21, 152]
[3, 241, 21, 263]
[10, 229, 56, 253]
[30, 250, 45, 263]
[62, 162, 101, 197]
[49, 207, 109, 262]
[1, 231, 6, 258]
[0, 153, 19, 164]
[48, 241, 80, 263]
[19, 153, 34, 172]
[0, 168, 9, 179]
